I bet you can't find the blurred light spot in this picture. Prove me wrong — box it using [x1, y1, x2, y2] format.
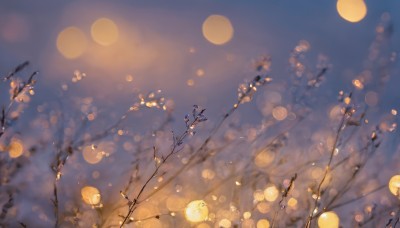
[352, 79, 364, 89]
[56, 26, 87, 59]
[83, 145, 103, 164]
[337, 0, 367, 23]
[264, 185, 279, 202]
[318, 211, 340, 228]
[354, 213, 364, 223]
[287, 197, 298, 208]
[8, 139, 23, 158]
[201, 169, 215, 180]
[219, 219, 232, 228]
[256, 219, 270, 228]
[202, 15, 234, 45]
[196, 68, 205, 77]
[92, 171, 100, 179]
[256, 202, 270, 214]
[189, 47, 196, 53]
[82, 141, 113, 164]
[365, 91, 378, 106]
[253, 190, 265, 201]
[254, 149, 275, 167]
[81, 186, 101, 205]
[91, 18, 119, 46]
[243, 211, 251, 219]
[388, 175, 400, 196]
[344, 97, 351, 105]
[125, 74, 133, 82]
[272, 106, 288, 121]
[187, 79, 195, 86]
[185, 200, 209, 223]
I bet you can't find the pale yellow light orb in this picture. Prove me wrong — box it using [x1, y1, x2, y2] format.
[83, 145, 103, 164]
[256, 219, 270, 228]
[287, 197, 298, 209]
[318, 211, 340, 228]
[81, 186, 101, 205]
[264, 185, 279, 202]
[56, 26, 87, 59]
[91, 18, 119, 46]
[202, 15, 234, 45]
[185, 200, 209, 223]
[254, 149, 275, 168]
[8, 139, 24, 158]
[336, 0, 367, 23]
[219, 219, 232, 228]
[253, 190, 265, 202]
[272, 106, 288, 121]
[389, 175, 400, 196]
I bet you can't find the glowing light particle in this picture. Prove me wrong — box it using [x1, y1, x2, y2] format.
[253, 190, 265, 202]
[196, 69, 205, 77]
[126, 75, 133, 82]
[187, 79, 195, 86]
[56, 27, 87, 59]
[272, 106, 288, 121]
[287, 197, 298, 208]
[81, 186, 101, 205]
[8, 139, 23, 158]
[83, 145, 103, 164]
[254, 149, 275, 167]
[337, 0, 367, 23]
[219, 219, 232, 228]
[389, 175, 400, 197]
[318, 211, 340, 228]
[256, 219, 270, 228]
[91, 18, 119, 46]
[264, 185, 279, 202]
[243, 211, 251, 219]
[202, 15, 234, 45]
[185, 200, 209, 223]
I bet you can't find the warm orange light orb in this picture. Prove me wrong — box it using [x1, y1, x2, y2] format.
[56, 26, 87, 59]
[318, 211, 340, 228]
[336, 0, 367, 23]
[389, 175, 400, 197]
[185, 200, 209, 223]
[91, 18, 119, 46]
[81, 186, 101, 205]
[256, 219, 270, 228]
[254, 149, 275, 168]
[8, 139, 24, 158]
[202, 15, 234, 45]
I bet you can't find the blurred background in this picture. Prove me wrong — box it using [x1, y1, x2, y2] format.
[1, 0, 399, 126]
[1, 1, 400, 227]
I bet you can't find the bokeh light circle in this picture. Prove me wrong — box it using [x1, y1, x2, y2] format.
[202, 15, 234, 45]
[336, 0, 367, 23]
[56, 26, 87, 59]
[91, 18, 119, 46]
